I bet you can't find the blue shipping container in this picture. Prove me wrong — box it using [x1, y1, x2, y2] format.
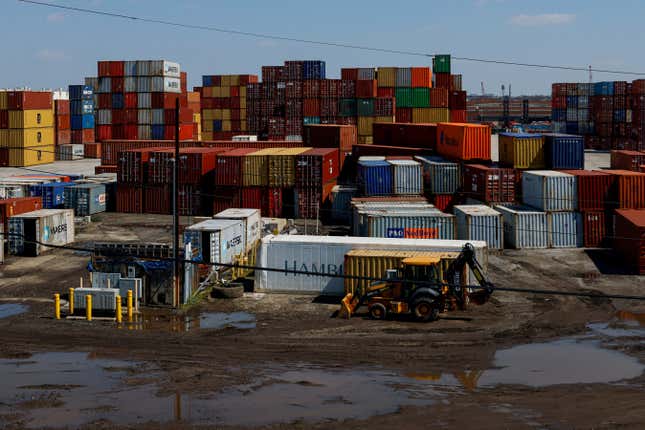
[152, 125, 165, 140]
[202, 76, 213, 87]
[304, 117, 321, 125]
[38, 182, 75, 209]
[566, 96, 578, 109]
[213, 120, 222, 131]
[357, 160, 393, 196]
[565, 122, 579, 135]
[112, 93, 125, 110]
[70, 100, 94, 116]
[71, 114, 95, 130]
[302, 60, 326, 80]
[614, 110, 626, 122]
[594, 82, 614, 96]
[69, 85, 94, 100]
[552, 109, 566, 122]
[543, 133, 585, 169]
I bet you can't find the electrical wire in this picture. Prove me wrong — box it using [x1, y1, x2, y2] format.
[2, 231, 645, 301]
[17, 0, 645, 77]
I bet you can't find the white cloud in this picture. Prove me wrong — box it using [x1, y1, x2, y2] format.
[510, 13, 576, 26]
[35, 49, 68, 62]
[47, 12, 65, 22]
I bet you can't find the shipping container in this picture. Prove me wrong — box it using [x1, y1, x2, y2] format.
[8, 110, 54, 129]
[183, 219, 245, 265]
[462, 164, 515, 204]
[498, 133, 545, 169]
[610, 150, 645, 172]
[412, 108, 449, 123]
[613, 209, 645, 274]
[557, 170, 613, 211]
[357, 159, 392, 196]
[0, 197, 42, 234]
[1, 145, 55, 167]
[351, 200, 434, 236]
[495, 205, 548, 249]
[8, 209, 75, 256]
[295, 148, 340, 188]
[454, 205, 503, 250]
[522, 171, 577, 211]
[414, 156, 460, 194]
[437, 123, 491, 161]
[329, 185, 358, 223]
[358, 210, 455, 240]
[303, 124, 357, 156]
[213, 208, 261, 253]
[256, 234, 487, 295]
[543, 133, 585, 169]
[580, 211, 607, 248]
[215, 148, 259, 186]
[604, 170, 645, 209]
[372, 122, 437, 149]
[294, 180, 337, 219]
[7, 128, 55, 147]
[244, 148, 280, 187]
[387, 159, 423, 195]
[267, 147, 312, 187]
[548, 211, 581, 248]
[64, 184, 107, 216]
[7, 91, 52, 110]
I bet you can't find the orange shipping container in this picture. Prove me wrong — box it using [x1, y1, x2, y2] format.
[84, 142, 102, 159]
[436, 123, 491, 161]
[603, 170, 645, 209]
[411, 67, 432, 88]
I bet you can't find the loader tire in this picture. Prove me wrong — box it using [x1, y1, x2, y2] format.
[212, 283, 244, 299]
[368, 303, 387, 320]
[413, 298, 439, 322]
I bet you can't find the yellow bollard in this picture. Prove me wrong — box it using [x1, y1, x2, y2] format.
[69, 288, 75, 315]
[116, 295, 122, 323]
[54, 294, 60, 320]
[86, 295, 92, 321]
[127, 290, 133, 322]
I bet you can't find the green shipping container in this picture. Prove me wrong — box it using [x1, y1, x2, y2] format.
[412, 88, 430, 108]
[433, 55, 451, 74]
[339, 99, 357, 117]
[395, 88, 413, 108]
[357, 99, 375, 116]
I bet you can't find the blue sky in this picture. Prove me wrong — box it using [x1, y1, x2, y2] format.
[2, 0, 644, 95]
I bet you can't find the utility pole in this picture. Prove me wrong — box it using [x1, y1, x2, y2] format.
[173, 97, 180, 308]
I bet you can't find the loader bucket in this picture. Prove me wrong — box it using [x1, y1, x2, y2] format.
[339, 293, 357, 319]
[468, 290, 491, 306]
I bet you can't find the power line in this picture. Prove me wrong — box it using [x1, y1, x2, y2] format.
[17, 0, 645, 77]
[2, 231, 645, 301]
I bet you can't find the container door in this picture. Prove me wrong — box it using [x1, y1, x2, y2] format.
[210, 232, 220, 265]
[25, 219, 38, 256]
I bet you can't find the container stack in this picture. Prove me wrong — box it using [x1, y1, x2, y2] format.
[58, 84, 94, 160]
[294, 148, 340, 218]
[415, 156, 460, 211]
[95, 60, 194, 142]
[200, 74, 256, 141]
[0, 90, 55, 167]
[613, 209, 645, 274]
[54, 98, 70, 146]
[187, 91, 201, 141]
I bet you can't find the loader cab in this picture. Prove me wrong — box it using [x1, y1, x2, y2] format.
[401, 257, 443, 284]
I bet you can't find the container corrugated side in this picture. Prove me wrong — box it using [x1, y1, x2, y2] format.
[213, 208, 262, 254]
[499, 134, 545, 169]
[351, 203, 437, 236]
[548, 211, 581, 248]
[361, 210, 455, 240]
[184, 219, 244, 266]
[243, 148, 280, 187]
[454, 205, 503, 250]
[415, 156, 460, 194]
[330, 186, 358, 223]
[387, 160, 423, 195]
[522, 171, 576, 212]
[495, 205, 548, 249]
[256, 235, 488, 295]
[8, 208, 75, 256]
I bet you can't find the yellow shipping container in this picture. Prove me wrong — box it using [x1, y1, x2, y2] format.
[243, 148, 284, 187]
[0, 129, 8, 147]
[9, 109, 54, 129]
[267, 147, 312, 187]
[240, 86, 247, 98]
[229, 75, 240, 86]
[9, 128, 55, 148]
[221, 76, 231, 86]
[220, 86, 231, 98]
[213, 109, 223, 120]
[240, 109, 247, 120]
[5, 144, 56, 167]
[344, 249, 460, 295]
[202, 120, 213, 132]
[240, 96, 247, 110]
[358, 116, 374, 136]
[374, 116, 395, 124]
[499, 134, 546, 169]
[201, 87, 211, 98]
[222, 120, 232, 132]
[202, 131, 213, 141]
[377, 67, 397, 88]
[412, 108, 449, 123]
[222, 109, 231, 121]
[0, 90, 7, 110]
[192, 112, 201, 123]
[358, 136, 373, 145]
[240, 121, 247, 132]
[202, 109, 215, 121]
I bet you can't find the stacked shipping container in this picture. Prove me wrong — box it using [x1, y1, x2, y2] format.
[200, 74, 257, 140]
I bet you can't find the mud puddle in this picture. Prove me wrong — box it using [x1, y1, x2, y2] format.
[0, 354, 438, 428]
[0, 303, 28, 319]
[588, 310, 645, 338]
[124, 311, 256, 332]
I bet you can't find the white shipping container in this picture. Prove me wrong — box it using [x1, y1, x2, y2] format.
[151, 109, 165, 125]
[184, 219, 245, 266]
[138, 109, 152, 125]
[351, 203, 436, 236]
[548, 211, 582, 248]
[0, 185, 24, 199]
[137, 93, 152, 109]
[388, 159, 423, 195]
[149, 77, 181, 93]
[56, 144, 84, 161]
[137, 77, 152, 93]
[256, 235, 488, 295]
[214, 208, 262, 254]
[495, 205, 548, 249]
[454, 205, 504, 250]
[124, 77, 137, 92]
[138, 125, 151, 140]
[97, 77, 111, 94]
[149, 60, 181, 78]
[8, 209, 75, 256]
[522, 171, 576, 212]
[359, 210, 455, 240]
[136, 60, 151, 77]
[97, 109, 112, 125]
[124, 60, 137, 77]
[232, 135, 259, 142]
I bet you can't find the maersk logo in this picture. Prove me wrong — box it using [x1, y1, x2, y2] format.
[283, 261, 342, 277]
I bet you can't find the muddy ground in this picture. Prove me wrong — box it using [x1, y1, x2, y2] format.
[0, 213, 644, 429]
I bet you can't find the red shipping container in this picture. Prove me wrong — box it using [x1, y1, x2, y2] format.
[98, 93, 112, 109]
[144, 185, 171, 214]
[436, 123, 491, 161]
[372, 122, 437, 149]
[7, 91, 52, 110]
[125, 125, 138, 140]
[396, 108, 412, 123]
[56, 130, 71, 145]
[355, 80, 377, 98]
[303, 81, 321, 98]
[97, 125, 112, 142]
[462, 164, 516, 204]
[558, 170, 614, 211]
[320, 98, 338, 117]
[212, 186, 241, 214]
[241, 187, 263, 210]
[450, 110, 467, 123]
[632, 80, 645, 95]
[448, 91, 467, 110]
[0, 110, 7, 129]
[613, 209, 645, 274]
[581, 211, 607, 248]
[263, 188, 283, 217]
[116, 184, 143, 213]
[604, 170, 645, 209]
[178, 184, 203, 216]
[340, 80, 356, 98]
[98, 61, 111, 77]
[352, 144, 434, 159]
[341, 68, 359, 81]
[285, 81, 303, 99]
[429, 88, 449, 108]
[374, 97, 395, 116]
[109, 61, 124, 77]
[71, 129, 94, 144]
[378, 88, 395, 98]
[434, 73, 452, 89]
[0, 197, 43, 234]
[56, 114, 70, 130]
[147, 149, 174, 184]
[112, 77, 124, 93]
[164, 124, 194, 141]
[55, 100, 70, 115]
[611, 150, 645, 171]
[429, 193, 458, 212]
[215, 148, 259, 186]
[151, 92, 185, 109]
[303, 99, 321, 117]
[411, 67, 432, 88]
[179, 147, 232, 184]
[552, 83, 566, 97]
[117, 148, 166, 183]
[84, 128, 95, 143]
[180, 72, 188, 93]
[95, 165, 117, 174]
[124, 109, 137, 125]
[303, 125, 357, 158]
[125, 93, 138, 109]
[296, 180, 337, 219]
[295, 148, 340, 188]
[164, 108, 194, 125]
[84, 142, 101, 160]
[112, 109, 126, 125]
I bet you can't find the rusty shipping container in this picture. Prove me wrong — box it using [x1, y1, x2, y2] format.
[462, 164, 515, 204]
[295, 148, 340, 188]
[116, 184, 143, 213]
[436, 123, 491, 161]
[604, 170, 645, 209]
[0, 197, 43, 234]
[303, 124, 357, 158]
[610, 150, 645, 172]
[613, 209, 645, 274]
[372, 122, 437, 149]
[215, 148, 259, 186]
[558, 170, 614, 211]
[580, 211, 607, 248]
